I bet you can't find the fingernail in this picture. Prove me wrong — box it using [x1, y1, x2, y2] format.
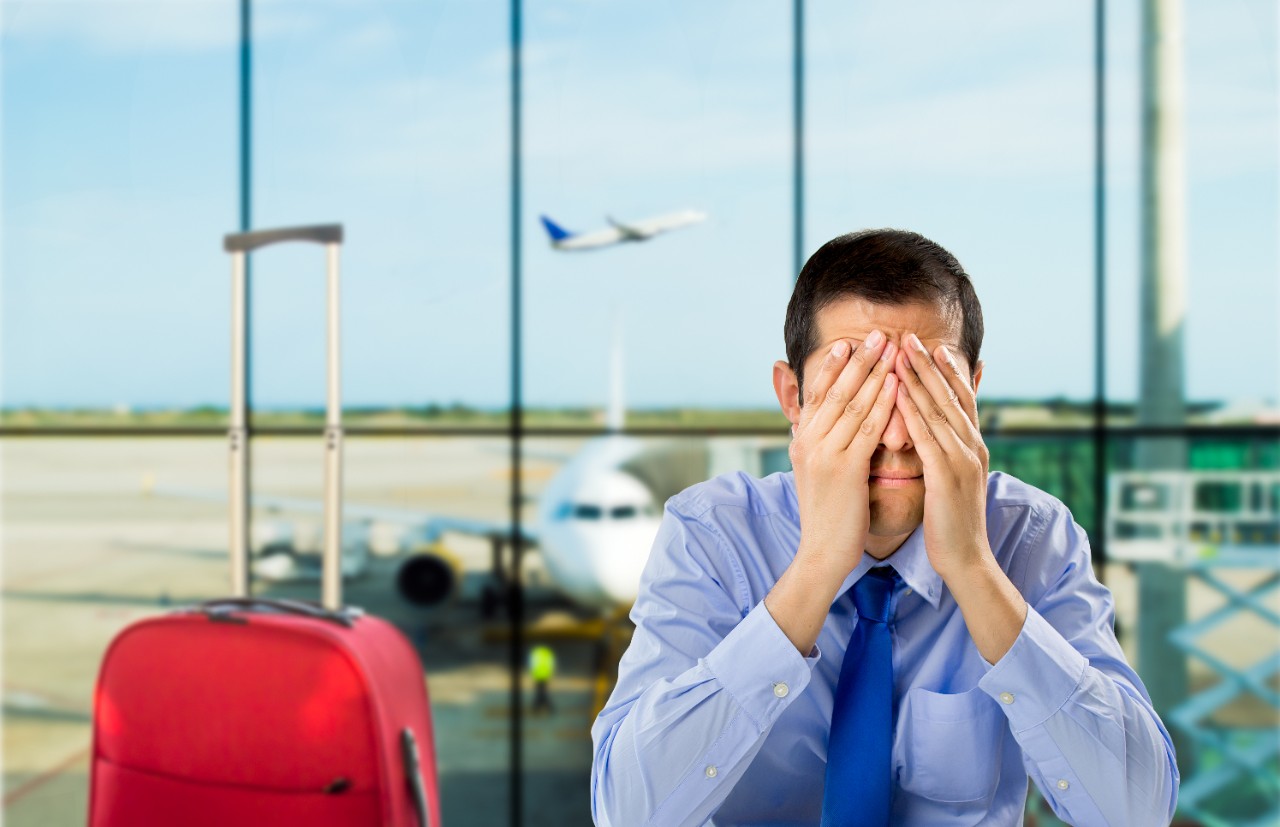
[880, 340, 896, 362]
[832, 341, 849, 358]
[865, 330, 884, 349]
[908, 333, 927, 353]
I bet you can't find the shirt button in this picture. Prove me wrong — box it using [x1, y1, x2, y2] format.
[999, 692, 1015, 705]
[705, 765, 718, 779]
[903, 588, 913, 596]
[773, 682, 789, 699]
[1057, 779, 1069, 790]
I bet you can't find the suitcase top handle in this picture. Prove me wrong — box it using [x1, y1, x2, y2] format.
[224, 224, 343, 253]
[194, 598, 364, 628]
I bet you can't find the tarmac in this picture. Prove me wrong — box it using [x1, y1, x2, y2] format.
[2, 436, 600, 827]
[2, 437, 1276, 826]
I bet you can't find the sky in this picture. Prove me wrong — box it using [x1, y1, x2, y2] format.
[1, 0, 1277, 411]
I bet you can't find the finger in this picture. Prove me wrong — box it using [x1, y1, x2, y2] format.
[797, 340, 854, 432]
[898, 333, 978, 447]
[893, 381, 947, 466]
[933, 344, 980, 431]
[896, 350, 968, 457]
[825, 340, 898, 452]
[844, 369, 899, 461]
[807, 332, 890, 439]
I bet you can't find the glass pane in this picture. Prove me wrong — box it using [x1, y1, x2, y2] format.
[1099, 3, 1279, 823]
[524, 0, 794, 420]
[250, 435, 518, 825]
[521, 433, 788, 824]
[1104, 0, 1279, 412]
[252, 0, 509, 416]
[2, 437, 226, 822]
[808, 1, 1094, 404]
[1, 0, 237, 417]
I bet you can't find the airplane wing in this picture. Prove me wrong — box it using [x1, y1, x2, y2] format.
[614, 210, 706, 238]
[152, 485, 538, 546]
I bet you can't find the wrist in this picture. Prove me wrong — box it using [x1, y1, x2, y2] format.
[943, 551, 1028, 664]
[933, 539, 991, 585]
[795, 540, 860, 584]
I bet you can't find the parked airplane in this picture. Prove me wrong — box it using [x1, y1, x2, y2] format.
[156, 329, 728, 614]
[539, 209, 706, 251]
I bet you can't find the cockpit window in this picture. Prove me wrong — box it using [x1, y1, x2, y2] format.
[573, 504, 603, 520]
[610, 505, 637, 519]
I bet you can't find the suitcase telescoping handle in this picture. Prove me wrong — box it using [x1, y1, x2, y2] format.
[224, 224, 345, 611]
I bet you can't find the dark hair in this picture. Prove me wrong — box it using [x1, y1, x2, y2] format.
[785, 229, 983, 398]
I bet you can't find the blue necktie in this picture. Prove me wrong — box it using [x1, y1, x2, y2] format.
[821, 566, 898, 827]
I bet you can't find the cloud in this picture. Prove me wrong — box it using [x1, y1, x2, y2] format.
[0, 0, 315, 54]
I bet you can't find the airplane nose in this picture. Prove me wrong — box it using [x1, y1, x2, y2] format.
[591, 527, 653, 606]
[598, 564, 641, 606]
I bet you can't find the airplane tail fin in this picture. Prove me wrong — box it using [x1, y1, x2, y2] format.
[540, 215, 573, 242]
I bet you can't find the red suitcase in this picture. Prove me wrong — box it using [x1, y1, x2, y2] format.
[88, 225, 441, 827]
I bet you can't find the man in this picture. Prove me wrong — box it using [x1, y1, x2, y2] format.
[590, 230, 1178, 826]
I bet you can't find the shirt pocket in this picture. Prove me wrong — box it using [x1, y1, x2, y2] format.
[899, 685, 1004, 804]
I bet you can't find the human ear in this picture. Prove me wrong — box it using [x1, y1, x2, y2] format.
[772, 360, 802, 428]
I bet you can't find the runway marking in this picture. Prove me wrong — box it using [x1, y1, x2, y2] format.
[2, 745, 91, 808]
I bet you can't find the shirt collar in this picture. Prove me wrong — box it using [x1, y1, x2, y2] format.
[829, 527, 942, 610]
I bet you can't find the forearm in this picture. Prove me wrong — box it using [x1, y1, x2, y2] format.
[978, 608, 1179, 826]
[763, 544, 847, 654]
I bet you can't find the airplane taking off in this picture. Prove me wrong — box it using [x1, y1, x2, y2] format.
[540, 209, 706, 251]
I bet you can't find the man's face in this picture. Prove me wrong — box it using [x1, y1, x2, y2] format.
[777, 296, 982, 547]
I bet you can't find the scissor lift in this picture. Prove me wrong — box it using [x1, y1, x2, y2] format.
[1109, 471, 1280, 826]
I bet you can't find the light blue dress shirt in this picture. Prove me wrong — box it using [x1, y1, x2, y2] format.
[591, 470, 1179, 827]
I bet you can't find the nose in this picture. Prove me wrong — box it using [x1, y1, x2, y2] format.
[879, 405, 914, 453]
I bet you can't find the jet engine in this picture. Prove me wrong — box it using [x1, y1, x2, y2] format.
[395, 542, 461, 606]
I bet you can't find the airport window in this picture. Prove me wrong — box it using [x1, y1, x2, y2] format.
[2, 2, 1277, 827]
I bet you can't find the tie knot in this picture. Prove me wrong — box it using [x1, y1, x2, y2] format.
[853, 567, 897, 623]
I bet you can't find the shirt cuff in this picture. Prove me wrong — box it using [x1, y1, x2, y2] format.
[703, 599, 820, 731]
[977, 606, 1088, 733]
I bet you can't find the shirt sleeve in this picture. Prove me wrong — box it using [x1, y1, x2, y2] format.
[977, 503, 1180, 827]
[590, 501, 818, 827]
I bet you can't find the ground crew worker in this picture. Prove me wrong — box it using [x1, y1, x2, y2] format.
[529, 644, 556, 715]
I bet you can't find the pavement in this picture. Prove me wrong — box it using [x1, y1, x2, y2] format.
[2, 436, 598, 827]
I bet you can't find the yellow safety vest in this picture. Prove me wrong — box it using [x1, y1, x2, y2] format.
[530, 645, 556, 681]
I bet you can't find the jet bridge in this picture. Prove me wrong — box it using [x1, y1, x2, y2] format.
[1108, 471, 1280, 826]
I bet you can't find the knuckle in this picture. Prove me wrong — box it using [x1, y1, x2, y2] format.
[825, 386, 846, 405]
[843, 399, 866, 419]
[803, 388, 821, 407]
[928, 406, 948, 423]
[859, 414, 879, 437]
